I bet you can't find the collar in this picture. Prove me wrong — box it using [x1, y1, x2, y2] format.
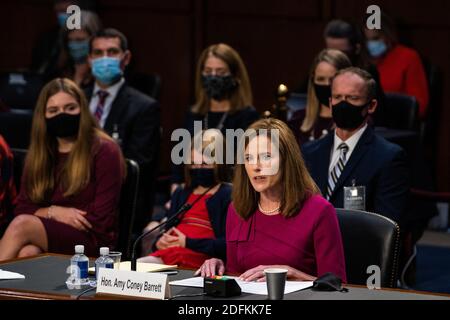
[93, 77, 125, 97]
[333, 123, 368, 152]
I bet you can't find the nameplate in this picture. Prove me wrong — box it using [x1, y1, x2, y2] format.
[96, 268, 171, 300]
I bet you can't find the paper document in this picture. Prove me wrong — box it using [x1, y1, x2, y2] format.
[0, 269, 25, 280]
[88, 261, 177, 274]
[169, 276, 313, 295]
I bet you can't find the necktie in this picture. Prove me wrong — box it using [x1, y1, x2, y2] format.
[325, 143, 349, 200]
[94, 90, 109, 122]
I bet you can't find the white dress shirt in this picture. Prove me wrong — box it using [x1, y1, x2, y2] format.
[328, 124, 368, 173]
[89, 77, 125, 128]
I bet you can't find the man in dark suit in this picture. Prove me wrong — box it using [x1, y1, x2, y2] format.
[86, 28, 160, 233]
[302, 67, 409, 223]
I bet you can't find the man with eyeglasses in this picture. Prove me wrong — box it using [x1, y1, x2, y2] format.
[302, 67, 409, 224]
[85, 28, 160, 234]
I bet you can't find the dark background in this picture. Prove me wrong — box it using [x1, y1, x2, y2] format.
[1, 0, 449, 191]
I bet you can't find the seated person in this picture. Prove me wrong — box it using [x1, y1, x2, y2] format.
[60, 10, 102, 88]
[0, 135, 17, 236]
[302, 67, 409, 223]
[364, 13, 429, 119]
[324, 19, 387, 126]
[86, 28, 160, 233]
[0, 78, 125, 261]
[196, 118, 346, 282]
[139, 129, 231, 269]
[171, 43, 259, 192]
[289, 49, 351, 145]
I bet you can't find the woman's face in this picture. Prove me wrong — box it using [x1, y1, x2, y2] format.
[190, 147, 215, 169]
[313, 61, 338, 86]
[202, 55, 230, 77]
[45, 92, 81, 119]
[244, 135, 281, 194]
[68, 29, 90, 42]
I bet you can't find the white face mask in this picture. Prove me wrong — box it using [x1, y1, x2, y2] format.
[367, 40, 388, 58]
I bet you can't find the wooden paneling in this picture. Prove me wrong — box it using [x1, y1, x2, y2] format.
[0, 0, 449, 190]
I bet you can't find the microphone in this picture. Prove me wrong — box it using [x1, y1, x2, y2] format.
[130, 185, 215, 271]
[130, 203, 191, 271]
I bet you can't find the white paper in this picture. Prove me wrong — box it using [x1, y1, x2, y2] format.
[0, 269, 25, 280]
[169, 276, 313, 295]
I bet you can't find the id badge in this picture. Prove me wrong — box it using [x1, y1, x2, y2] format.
[343, 183, 366, 211]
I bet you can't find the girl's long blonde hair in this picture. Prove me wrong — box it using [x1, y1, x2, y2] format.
[24, 78, 116, 204]
[301, 49, 351, 133]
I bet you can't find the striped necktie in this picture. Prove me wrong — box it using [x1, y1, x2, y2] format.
[325, 143, 349, 200]
[94, 90, 109, 122]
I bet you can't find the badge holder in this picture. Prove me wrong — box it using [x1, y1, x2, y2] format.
[343, 180, 366, 211]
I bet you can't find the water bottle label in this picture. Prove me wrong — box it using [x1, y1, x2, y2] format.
[77, 260, 88, 279]
[105, 263, 113, 269]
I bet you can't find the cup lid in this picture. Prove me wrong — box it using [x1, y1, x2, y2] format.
[263, 268, 288, 274]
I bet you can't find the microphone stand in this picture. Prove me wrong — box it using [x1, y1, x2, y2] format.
[130, 185, 215, 271]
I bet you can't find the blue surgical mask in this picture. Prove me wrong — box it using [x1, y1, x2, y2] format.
[57, 13, 69, 28]
[68, 40, 90, 64]
[91, 57, 123, 85]
[367, 40, 388, 58]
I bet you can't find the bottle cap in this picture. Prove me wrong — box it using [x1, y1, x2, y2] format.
[99, 247, 110, 256]
[75, 245, 84, 254]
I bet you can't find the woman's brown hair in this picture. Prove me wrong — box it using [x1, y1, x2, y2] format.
[192, 43, 253, 115]
[302, 49, 351, 133]
[232, 118, 320, 219]
[24, 78, 119, 204]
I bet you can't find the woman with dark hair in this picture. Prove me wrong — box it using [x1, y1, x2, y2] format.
[196, 119, 346, 282]
[0, 78, 125, 260]
[364, 13, 429, 119]
[289, 49, 351, 145]
[171, 43, 259, 191]
[61, 10, 103, 88]
[324, 19, 387, 126]
[140, 129, 231, 269]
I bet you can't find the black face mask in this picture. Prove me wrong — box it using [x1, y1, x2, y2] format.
[46, 113, 81, 138]
[313, 84, 332, 107]
[201, 75, 238, 101]
[332, 100, 370, 130]
[190, 168, 217, 188]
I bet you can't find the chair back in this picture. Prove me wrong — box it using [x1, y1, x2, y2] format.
[0, 72, 44, 109]
[384, 93, 419, 131]
[0, 109, 33, 150]
[336, 208, 401, 288]
[286, 92, 307, 120]
[127, 72, 161, 100]
[117, 159, 140, 259]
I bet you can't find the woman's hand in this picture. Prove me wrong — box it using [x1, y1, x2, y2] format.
[50, 206, 92, 232]
[239, 265, 316, 282]
[155, 227, 186, 250]
[194, 258, 225, 277]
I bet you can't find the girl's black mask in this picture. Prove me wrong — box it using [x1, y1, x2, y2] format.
[201, 75, 238, 101]
[190, 168, 216, 188]
[46, 113, 81, 138]
[313, 84, 332, 107]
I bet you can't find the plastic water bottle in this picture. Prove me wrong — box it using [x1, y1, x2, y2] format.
[95, 247, 114, 280]
[70, 245, 89, 285]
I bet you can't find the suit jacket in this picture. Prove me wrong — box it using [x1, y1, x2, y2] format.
[158, 183, 232, 261]
[85, 83, 160, 184]
[302, 126, 409, 223]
